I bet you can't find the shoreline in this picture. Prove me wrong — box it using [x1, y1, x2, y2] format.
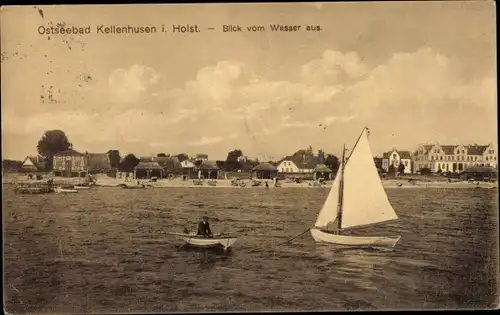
[3, 174, 497, 190]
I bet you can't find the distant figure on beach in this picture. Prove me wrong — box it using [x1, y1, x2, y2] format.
[265, 181, 269, 188]
[197, 216, 213, 238]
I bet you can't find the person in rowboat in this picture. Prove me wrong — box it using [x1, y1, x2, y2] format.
[197, 216, 213, 238]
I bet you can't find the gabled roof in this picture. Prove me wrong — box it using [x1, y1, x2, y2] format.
[180, 160, 196, 167]
[87, 153, 111, 170]
[423, 144, 433, 152]
[22, 156, 45, 170]
[415, 144, 434, 155]
[399, 151, 411, 159]
[54, 149, 85, 157]
[440, 145, 458, 155]
[253, 162, 278, 171]
[155, 156, 182, 170]
[382, 149, 411, 159]
[197, 161, 219, 170]
[278, 155, 319, 170]
[467, 145, 489, 155]
[313, 164, 332, 173]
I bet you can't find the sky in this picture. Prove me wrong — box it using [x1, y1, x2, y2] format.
[1, 2, 497, 161]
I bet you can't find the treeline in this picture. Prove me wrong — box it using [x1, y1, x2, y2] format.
[32, 129, 340, 173]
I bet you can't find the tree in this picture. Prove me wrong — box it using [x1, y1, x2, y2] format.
[119, 153, 140, 172]
[215, 160, 225, 169]
[398, 163, 405, 175]
[107, 150, 121, 169]
[36, 129, 72, 171]
[176, 153, 189, 162]
[157, 153, 169, 157]
[226, 149, 243, 162]
[324, 154, 339, 172]
[225, 149, 244, 171]
[318, 149, 326, 164]
[194, 159, 203, 168]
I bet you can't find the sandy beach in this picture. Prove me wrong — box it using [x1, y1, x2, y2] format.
[3, 173, 496, 189]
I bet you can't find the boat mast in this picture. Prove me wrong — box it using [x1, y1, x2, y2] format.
[337, 144, 347, 234]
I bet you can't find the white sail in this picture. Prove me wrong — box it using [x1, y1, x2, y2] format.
[340, 129, 398, 229]
[314, 163, 343, 228]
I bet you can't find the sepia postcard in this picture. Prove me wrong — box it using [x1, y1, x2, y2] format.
[1, 1, 498, 313]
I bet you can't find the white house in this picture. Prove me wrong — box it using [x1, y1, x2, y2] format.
[382, 149, 412, 174]
[482, 143, 497, 169]
[180, 160, 195, 168]
[413, 142, 497, 173]
[21, 155, 44, 172]
[277, 156, 317, 174]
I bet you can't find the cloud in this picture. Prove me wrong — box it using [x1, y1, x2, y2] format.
[301, 50, 367, 85]
[3, 47, 496, 160]
[108, 64, 161, 103]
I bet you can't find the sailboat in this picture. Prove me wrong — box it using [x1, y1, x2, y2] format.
[310, 127, 401, 248]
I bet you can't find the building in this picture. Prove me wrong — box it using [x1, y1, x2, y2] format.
[87, 153, 112, 174]
[134, 161, 164, 179]
[252, 162, 279, 180]
[313, 164, 332, 180]
[154, 156, 182, 175]
[180, 160, 196, 168]
[373, 157, 384, 171]
[413, 143, 497, 173]
[196, 161, 220, 179]
[381, 149, 412, 174]
[53, 149, 89, 177]
[179, 159, 196, 178]
[21, 155, 45, 172]
[413, 144, 436, 172]
[277, 155, 318, 175]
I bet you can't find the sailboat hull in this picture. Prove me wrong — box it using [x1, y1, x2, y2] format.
[310, 228, 401, 248]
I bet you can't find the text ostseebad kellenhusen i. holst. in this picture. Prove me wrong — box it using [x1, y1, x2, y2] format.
[37, 23, 322, 35]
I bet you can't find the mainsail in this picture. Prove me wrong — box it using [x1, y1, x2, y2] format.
[340, 129, 398, 229]
[313, 128, 398, 231]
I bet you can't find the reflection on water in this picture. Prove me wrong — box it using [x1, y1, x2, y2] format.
[315, 245, 390, 291]
[3, 186, 498, 312]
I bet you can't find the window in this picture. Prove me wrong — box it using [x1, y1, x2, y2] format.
[392, 153, 396, 159]
[282, 168, 285, 172]
[285, 168, 289, 172]
[486, 157, 489, 161]
[440, 156, 443, 161]
[404, 161, 408, 166]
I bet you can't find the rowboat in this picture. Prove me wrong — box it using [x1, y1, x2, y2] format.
[54, 187, 78, 193]
[74, 185, 90, 190]
[166, 232, 238, 251]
